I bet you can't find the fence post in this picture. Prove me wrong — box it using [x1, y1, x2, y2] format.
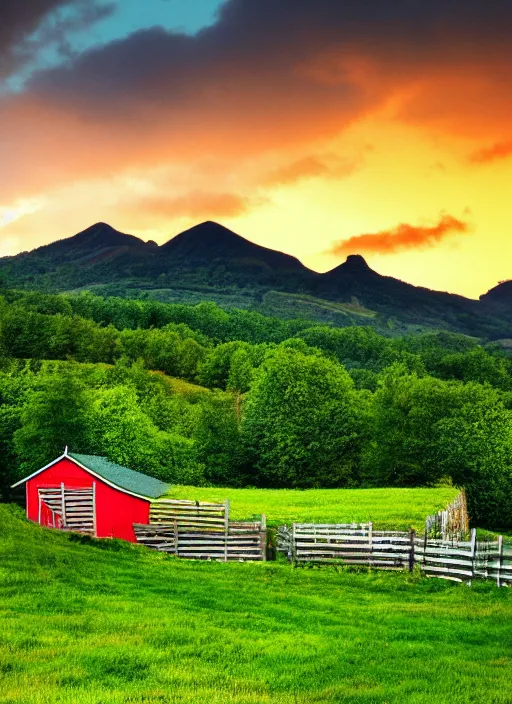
[286, 526, 292, 562]
[368, 521, 373, 567]
[291, 522, 296, 563]
[224, 499, 230, 562]
[173, 518, 178, 557]
[409, 529, 415, 572]
[60, 482, 67, 528]
[260, 514, 267, 561]
[469, 527, 477, 585]
[497, 535, 503, 588]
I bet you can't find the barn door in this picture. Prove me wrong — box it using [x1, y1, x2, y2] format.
[38, 483, 96, 535]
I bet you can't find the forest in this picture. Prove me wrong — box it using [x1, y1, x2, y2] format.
[1, 288, 511, 530]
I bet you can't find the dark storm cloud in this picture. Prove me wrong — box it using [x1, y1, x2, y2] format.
[22, 0, 512, 134]
[2, 0, 512, 202]
[0, 0, 115, 78]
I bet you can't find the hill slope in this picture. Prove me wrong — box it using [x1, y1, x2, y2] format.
[1, 221, 510, 338]
[480, 279, 512, 313]
[1, 503, 511, 704]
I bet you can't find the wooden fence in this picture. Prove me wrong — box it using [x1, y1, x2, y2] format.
[425, 490, 469, 540]
[279, 523, 414, 571]
[133, 521, 266, 561]
[38, 485, 96, 535]
[135, 498, 267, 562]
[278, 523, 512, 586]
[150, 498, 228, 532]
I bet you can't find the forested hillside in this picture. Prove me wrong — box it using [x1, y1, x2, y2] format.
[1, 288, 511, 530]
[2, 221, 511, 338]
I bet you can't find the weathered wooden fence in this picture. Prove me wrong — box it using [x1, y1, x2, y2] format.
[38, 484, 96, 535]
[279, 523, 512, 586]
[279, 523, 414, 570]
[150, 498, 228, 532]
[425, 490, 469, 540]
[135, 498, 267, 562]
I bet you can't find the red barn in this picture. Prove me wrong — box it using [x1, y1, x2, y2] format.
[11, 449, 170, 543]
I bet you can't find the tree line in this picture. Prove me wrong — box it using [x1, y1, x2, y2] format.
[1, 290, 511, 530]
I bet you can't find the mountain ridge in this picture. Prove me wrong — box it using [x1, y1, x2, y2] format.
[0, 220, 510, 339]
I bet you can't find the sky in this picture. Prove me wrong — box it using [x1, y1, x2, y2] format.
[1, 0, 511, 299]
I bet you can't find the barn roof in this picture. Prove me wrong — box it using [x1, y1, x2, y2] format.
[69, 453, 170, 499]
[11, 451, 170, 500]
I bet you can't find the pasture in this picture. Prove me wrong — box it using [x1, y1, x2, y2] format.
[167, 485, 460, 530]
[1, 504, 511, 704]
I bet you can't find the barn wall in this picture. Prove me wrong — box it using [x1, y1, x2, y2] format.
[26, 458, 150, 542]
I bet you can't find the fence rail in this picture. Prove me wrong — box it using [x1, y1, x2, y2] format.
[136, 499, 266, 562]
[149, 498, 228, 532]
[280, 522, 512, 586]
[38, 484, 96, 535]
[134, 518, 267, 562]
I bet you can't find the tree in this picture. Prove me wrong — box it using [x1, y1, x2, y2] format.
[88, 385, 204, 484]
[88, 385, 165, 476]
[0, 405, 22, 497]
[13, 366, 93, 477]
[361, 366, 462, 487]
[436, 347, 512, 390]
[433, 386, 512, 530]
[194, 393, 245, 486]
[296, 325, 398, 370]
[242, 348, 363, 487]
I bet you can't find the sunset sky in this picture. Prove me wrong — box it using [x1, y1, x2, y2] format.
[1, 1, 512, 298]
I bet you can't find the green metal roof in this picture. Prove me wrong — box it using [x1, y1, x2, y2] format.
[69, 453, 170, 499]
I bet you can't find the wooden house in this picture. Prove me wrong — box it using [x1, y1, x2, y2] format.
[11, 449, 170, 542]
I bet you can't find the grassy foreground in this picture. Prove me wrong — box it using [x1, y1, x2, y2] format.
[167, 486, 460, 530]
[1, 504, 511, 704]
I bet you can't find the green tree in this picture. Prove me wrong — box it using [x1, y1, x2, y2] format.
[194, 393, 245, 486]
[88, 385, 204, 484]
[433, 388, 512, 530]
[13, 367, 93, 477]
[242, 348, 363, 488]
[362, 366, 463, 487]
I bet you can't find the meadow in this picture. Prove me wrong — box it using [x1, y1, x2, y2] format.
[1, 503, 510, 704]
[167, 485, 460, 530]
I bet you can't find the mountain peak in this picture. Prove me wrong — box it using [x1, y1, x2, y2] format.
[161, 221, 307, 273]
[344, 254, 370, 271]
[70, 222, 146, 249]
[162, 221, 242, 249]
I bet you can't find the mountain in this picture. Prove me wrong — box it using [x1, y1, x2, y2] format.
[161, 221, 305, 272]
[0, 223, 158, 286]
[480, 280, 512, 314]
[19, 222, 155, 261]
[157, 221, 315, 290]
[0, 220, 510, 338]
[315, 254, 490, 332]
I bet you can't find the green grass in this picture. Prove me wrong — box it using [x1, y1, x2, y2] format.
[153, 372, 211, 400]
[1, 504, 511, 704]
[167, 486, 460, 531]
[260, 290, 378, 319]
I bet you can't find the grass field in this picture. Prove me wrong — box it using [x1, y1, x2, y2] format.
[167, 486, 460, 530]
[0, 504, 511, 704]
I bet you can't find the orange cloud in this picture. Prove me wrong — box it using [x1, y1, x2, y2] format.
[330, 215, 470, 256]
[129, 191, 268, 223]
[264, 154, 363, 187]
[469, 140, 512, 165]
